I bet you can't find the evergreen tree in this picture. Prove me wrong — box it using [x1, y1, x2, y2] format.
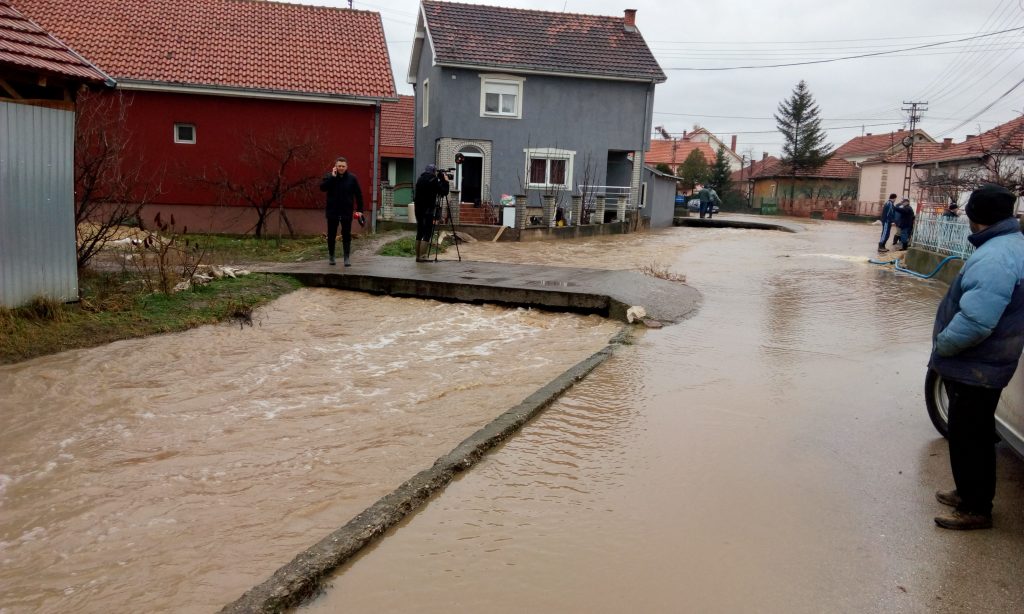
[677, 149, 710, 192]
[708, 146, 733, 193]
[774, 80, 831, 175]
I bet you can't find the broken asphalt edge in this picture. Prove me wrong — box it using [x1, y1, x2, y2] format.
[220, 326, 634, 614]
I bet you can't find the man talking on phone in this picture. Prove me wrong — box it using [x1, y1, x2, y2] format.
[319, 156, 364, 266]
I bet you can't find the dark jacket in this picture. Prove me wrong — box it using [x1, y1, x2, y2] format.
[413, 171, 449, 212]
[895, 203, 915, 229]
[881, 199, 896, 224]
[320, 171, 364, 218]
[929, 217, 1024, 388]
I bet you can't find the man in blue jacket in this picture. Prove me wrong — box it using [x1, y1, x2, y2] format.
[878, 193, 897, 251]
[930, 183, 1024, 530]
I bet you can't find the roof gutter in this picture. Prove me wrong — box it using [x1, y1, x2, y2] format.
[116, 79, 399, 105]
[436, 61, 666, 84]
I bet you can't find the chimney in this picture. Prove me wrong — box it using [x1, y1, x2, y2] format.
[730, 135, 737, 152]
[966, 135, 975, 139]
[866, 133, 872, 137]
[624, 9, 637, 31]
[942, 138, 953, 149]
[762, 152, 769, 161]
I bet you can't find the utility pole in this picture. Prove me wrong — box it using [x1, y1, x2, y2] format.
[901, 101, 928, 200]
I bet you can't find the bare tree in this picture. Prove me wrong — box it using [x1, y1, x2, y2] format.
[74, 90, 163, 269]
[915, 122, 1024, 202]
[199, 129, 323, 238]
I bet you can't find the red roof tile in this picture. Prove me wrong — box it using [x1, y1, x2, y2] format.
[422, 1, 665, 83]
[749, 156, 859, 180]
[915, 115, 1024, 164]
[380, 94, 414, 158]
[861, 142, 946, 165]
[646, 140, 717, 167]
[834, 130, 916, 158]
[730, 155, 780, 182]
[0, 0, 107, 82]
[12, 0, 396, 99]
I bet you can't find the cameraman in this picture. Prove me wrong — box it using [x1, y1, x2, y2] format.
[413, 164, 449, 262]
[319, 156, 364, 267]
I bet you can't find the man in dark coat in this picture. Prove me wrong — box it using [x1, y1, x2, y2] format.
[319, 156, 364, 266]
[878, 193, 897, 251]
[413, 164, 449, 262]
[894, 198, 915, 250]
[930, 183, 1024, 530]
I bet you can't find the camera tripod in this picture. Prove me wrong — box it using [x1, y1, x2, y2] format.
[426, 192, 462, 262]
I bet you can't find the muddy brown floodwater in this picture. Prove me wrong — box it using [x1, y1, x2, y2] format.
[0, 290, 619, 613]
[304, 219, 1024, 613]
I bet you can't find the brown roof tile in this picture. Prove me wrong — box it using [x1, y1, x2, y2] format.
[834, 130, 918, 158]
[730, 155, 779, 182]
[915, 115, 1024, 164]
[422, 1, 665, 82]
[0, 0, 107, 82]
[749, 156, 859, 180]
[646, 140, 717, 167]
[380, 94, 414, 157]
[12, 0, 396, 99]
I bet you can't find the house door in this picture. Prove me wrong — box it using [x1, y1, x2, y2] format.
[459, 155, 483, 205]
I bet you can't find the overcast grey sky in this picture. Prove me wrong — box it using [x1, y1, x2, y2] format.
[298, 0, 1024, 160]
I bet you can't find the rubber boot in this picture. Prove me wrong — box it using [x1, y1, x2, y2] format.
[343, 250, 351, 267]
[877, 242, 888, 252]
[415, 240, 424, 262]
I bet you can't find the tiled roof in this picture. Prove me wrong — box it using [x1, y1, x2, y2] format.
[915, 115, 1024, 164]
[380, 94, 414, 158]
[421, 1, 665, 83]
[749, 156, 859, 180]
[834, 130, 915, 158]
[0, 0, 107, 82]
[730, 155, 779, 182]
[646, 140, 717, 167]
[12, 0, 396, 99]
[861, 142, 946, 165]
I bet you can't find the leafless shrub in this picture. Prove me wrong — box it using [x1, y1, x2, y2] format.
[75, 90, 164, 270]
[638, 261, 686, 283]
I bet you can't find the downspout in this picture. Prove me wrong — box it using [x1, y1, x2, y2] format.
[637, 81, 653, 211]
[371, 101, 381, 233]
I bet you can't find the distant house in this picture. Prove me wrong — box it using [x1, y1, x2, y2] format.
[14, 0, 397, 236]
[911, 116, 1024, 211]
[729, 154, 779, 203]
[745, 157, 860, 216]
[832, 129, 935, 204]
[857, 142, 945, 208]
[408, 1, 666, 224]
[380, 95, 416, 212]
[682, 128, 743, 171]
[646, 139, 719, 174]
[0, 0, 111, 307]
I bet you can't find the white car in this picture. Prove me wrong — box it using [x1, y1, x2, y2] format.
[926, 355, 1024, 458]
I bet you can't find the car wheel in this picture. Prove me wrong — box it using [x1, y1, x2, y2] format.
[925, 368, 950, 438]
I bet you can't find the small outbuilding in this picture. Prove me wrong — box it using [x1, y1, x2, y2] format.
[0, 0, 111, 307]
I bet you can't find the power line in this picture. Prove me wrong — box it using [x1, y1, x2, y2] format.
[663, 26, 1024, 71]
[937, 74, 1024, 136]
[651, 121, 904, 136]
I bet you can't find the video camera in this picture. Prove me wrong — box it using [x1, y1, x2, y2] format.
[436, 167, 456, 181]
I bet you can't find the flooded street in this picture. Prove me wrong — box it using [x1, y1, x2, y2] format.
[305, 220, 1024, 613]
[0, 291, 618, 612]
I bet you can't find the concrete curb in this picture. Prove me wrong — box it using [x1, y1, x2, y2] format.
[220, 327, 632, 613]
[672, 217, 802, 233]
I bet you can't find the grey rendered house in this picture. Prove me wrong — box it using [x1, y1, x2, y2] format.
[408, 2, 666, 218]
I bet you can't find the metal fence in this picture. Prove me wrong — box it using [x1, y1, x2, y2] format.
[911, 213, 975, 258]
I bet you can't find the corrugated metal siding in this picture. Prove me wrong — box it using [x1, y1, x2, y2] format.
[0, 101, 78, 308]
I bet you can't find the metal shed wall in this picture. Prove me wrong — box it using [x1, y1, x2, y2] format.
[0, 101, 78, 308]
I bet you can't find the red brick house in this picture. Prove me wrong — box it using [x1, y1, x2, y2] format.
[13, 0, 397, 235]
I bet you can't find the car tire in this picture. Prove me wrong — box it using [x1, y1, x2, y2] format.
[925, 368, 950, 438]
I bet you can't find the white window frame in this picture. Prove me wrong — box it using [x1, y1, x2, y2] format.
[422, 79, 430, 128]
[174, 123, 196, 144]
[479, 74, 524, 119]
[524, 148, 575, 190]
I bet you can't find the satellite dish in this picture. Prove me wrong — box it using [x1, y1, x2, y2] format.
[901, 136, 914, 148]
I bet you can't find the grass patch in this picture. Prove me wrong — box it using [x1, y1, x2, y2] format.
[0, 273, 301, 364]
[377, 235, 453, 257]
[191, 234, 327, 264]
[377, 236, 417, 257]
